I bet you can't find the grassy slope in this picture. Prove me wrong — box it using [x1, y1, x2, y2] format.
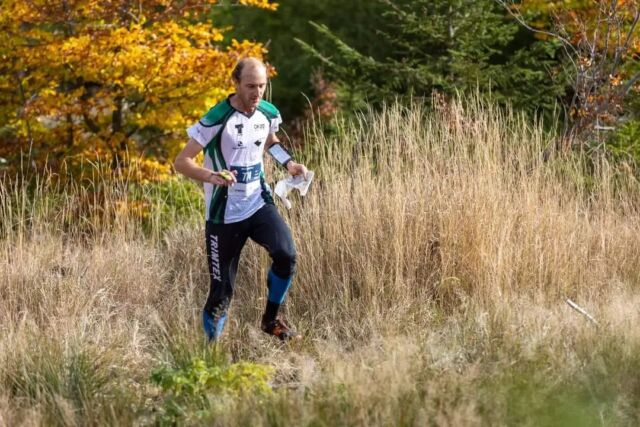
[1, 100, 639, 426]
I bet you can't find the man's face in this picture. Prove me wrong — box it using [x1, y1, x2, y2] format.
[234, 65, 267, 112]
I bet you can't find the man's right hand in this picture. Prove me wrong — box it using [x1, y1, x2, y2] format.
[208, 170, 237, 186]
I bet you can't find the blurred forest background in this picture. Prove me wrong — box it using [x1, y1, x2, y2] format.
[1, 0, 638, 182]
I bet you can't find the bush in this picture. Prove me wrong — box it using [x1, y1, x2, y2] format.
[607, 120, 640, 167]
[150, 358, 274, 424]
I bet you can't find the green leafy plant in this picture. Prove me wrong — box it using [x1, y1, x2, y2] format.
[152, 358, 274, 398]
[150, 358, 274, 424]
[607, 120, 640, 164]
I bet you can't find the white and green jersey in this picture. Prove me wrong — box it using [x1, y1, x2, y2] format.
[187, 96, 282, 224]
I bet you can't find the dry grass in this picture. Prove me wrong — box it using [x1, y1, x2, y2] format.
[1, 99, 639, 426]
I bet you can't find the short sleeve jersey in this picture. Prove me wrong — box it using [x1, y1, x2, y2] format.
[186, 96, 282, 224]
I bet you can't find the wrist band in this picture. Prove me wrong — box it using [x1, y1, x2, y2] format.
[267, 143, 293, 168]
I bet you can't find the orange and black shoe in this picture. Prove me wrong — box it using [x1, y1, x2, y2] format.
[261, 316, 301, 341]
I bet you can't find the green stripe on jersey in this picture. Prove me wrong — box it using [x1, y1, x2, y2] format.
[206, 131, 229, 222]
[209, 186, 228, 223]
[259, 171, 274, 205]
[202, 102, 234, 223]
[257, 100, 279, 120]
[200, 101, 234, 127]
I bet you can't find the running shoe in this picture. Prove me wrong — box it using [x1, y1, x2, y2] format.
[261, 316, 301, 341]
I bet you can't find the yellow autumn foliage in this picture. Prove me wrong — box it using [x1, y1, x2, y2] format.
[0, 0, 278, 180]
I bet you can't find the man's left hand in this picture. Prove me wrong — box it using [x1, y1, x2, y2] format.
[286, 161, 309, 179]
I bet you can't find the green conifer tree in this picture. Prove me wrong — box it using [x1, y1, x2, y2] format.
[298, 0, 568, 114]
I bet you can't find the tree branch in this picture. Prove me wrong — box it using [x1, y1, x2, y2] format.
[495, 0, 580, 60]
[621, 71, 640, 96]
[611, 5, 639, 73]
[14, 70, 35, 171]
[82, 112, 100, 134]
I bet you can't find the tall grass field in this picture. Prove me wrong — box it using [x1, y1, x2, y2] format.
[1, 100, 639, 426]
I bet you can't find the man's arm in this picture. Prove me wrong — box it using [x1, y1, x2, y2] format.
[266, 133, 308, 178]
[174, 138, 236, 186]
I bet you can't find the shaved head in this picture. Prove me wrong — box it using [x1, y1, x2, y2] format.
[232, 57, 267, 83]
[230, 57, 268, 113]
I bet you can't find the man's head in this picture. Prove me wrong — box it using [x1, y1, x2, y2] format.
[231, 57, 268, 113]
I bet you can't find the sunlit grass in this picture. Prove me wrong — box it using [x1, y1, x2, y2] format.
[1, 98, 639, 425]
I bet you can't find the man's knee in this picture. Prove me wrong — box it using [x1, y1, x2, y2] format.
[272, 248, 297, 277]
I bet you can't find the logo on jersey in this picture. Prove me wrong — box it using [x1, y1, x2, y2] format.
[254, 123, 266, 130]
[232, 123, 246, 148]
[254, 139, 263, 147]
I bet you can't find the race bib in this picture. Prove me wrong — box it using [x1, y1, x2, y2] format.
[229, 164, 262, 197]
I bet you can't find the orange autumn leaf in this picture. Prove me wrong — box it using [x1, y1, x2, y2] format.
[0, 0, 278, 180]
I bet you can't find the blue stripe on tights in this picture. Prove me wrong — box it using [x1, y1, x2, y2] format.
[267, 269, 292, 304]
[203, 310, 226, 341]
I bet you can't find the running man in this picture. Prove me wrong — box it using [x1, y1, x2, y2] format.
[174, 57, 307, 341]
